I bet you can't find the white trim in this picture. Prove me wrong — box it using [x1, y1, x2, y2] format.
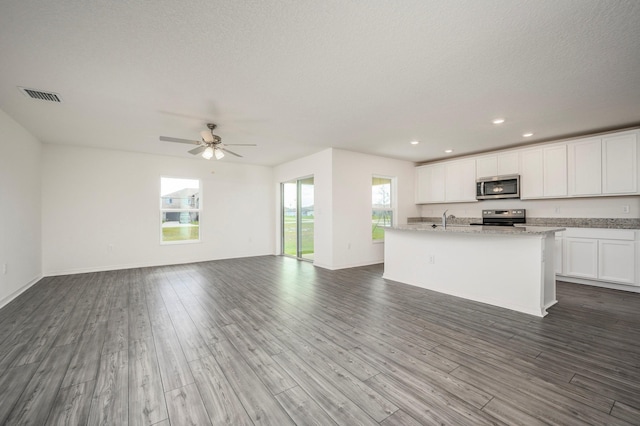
[43, 252, 277, 277]
[0, 274, 43, 310]
[313, 260, 383, 270]
[557, 275, 640, 293]
[160, 239, 203, 246]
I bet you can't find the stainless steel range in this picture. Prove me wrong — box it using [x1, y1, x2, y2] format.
[471, 209, 526, 226]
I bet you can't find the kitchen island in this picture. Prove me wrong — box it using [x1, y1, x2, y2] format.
[383, 224, 565, 317]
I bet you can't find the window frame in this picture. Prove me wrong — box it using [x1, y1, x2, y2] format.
[371, 175, 396, 243]
[160, 176, 202, 245]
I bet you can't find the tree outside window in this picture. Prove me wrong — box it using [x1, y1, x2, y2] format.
[372, 176, 394, 241]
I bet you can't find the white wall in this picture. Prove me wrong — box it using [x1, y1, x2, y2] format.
[273, 148, 333, 268]
[42, 145, 275, 275]
[420, 196, 640, 219]
[331, 149, 419, 269]
[274, 148, 418, 270]
[0, 110, 42, 308]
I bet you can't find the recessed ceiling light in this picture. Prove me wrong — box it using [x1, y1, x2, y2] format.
[410, 140, 419, 145]
[492, 118, 505, 124]
[523, 132, 534, 137]
[444, 149, 453, 153]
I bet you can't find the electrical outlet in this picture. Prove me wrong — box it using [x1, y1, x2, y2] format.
[554, 207, 560, 214]
[428, 255, 435, 264]
[2, 264, 7, 275]
[108, 244, 114, 253]
[623, 205, 630, 214]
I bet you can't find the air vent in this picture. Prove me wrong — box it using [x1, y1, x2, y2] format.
[18, 87, 62, 102]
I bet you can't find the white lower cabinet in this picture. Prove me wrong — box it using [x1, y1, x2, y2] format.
[559, 228, 637, 286]
[563, 237, 598, 279]
[598, 239, 636, 284]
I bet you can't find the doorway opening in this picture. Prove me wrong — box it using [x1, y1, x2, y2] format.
[282, 176, 314, 260]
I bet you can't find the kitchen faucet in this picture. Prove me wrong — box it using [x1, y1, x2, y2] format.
[442, 209, 448, 229]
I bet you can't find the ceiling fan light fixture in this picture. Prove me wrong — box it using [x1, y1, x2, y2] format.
[200, 130, 214, 143]
[202, 146, 214, 159]
[160, 123, 254, 159]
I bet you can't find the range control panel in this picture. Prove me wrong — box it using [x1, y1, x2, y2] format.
[482, 209, 525, 220]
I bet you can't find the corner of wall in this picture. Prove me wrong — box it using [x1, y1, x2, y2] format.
[0, 108, 43, 308]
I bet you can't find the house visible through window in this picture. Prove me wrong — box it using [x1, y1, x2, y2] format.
[372, 176, 394, 241]
[160, 177, 200, 243]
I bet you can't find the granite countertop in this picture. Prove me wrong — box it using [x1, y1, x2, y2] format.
[409, 217, 640, 230]
[392, 223, 565, 236]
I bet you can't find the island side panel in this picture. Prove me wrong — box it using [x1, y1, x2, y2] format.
[542, 234, 558, 311]
[383, 229, 548, 317]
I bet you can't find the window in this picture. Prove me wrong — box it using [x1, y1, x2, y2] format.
[372, 176, 394, 241]
[282, 176, 314, 260]
[160, 177, 200, 243]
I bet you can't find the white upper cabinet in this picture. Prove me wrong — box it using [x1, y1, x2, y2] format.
[520, 145, 566, 199]
[415, 159, 475, 204]
[568, 137, 602, 196]
[415, 164, 445, 203]
[475, 152, 519, 179]
[497, 152, 520, 176]
[520, 148, 544, 198]
[417, 129, 639, 204]
[543, 145, 567, 197]
[567, 130, 638, 197]
[475, 155, 497, 179]
[445, 159, 476, 202]
[602, 131, 638, 194]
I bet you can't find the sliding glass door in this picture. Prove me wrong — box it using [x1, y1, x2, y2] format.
[282, 177, 314, 260]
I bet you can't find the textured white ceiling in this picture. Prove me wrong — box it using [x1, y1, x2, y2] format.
[1, 0, 639, 166]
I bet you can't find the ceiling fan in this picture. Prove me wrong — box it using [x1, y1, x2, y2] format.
[160, 123, 256, 159]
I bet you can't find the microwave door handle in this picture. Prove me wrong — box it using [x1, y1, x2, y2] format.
[480, 181, 485, 196]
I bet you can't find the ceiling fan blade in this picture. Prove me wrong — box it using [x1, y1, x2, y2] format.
[200, 130, 214, 143]
[160, 136, 199, 145]
[188, 146, 206, 155]
[221, 148, 243, 157]
[223, 143, 257, 146]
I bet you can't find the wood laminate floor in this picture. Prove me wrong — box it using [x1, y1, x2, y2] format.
[0, 255, 639, 425]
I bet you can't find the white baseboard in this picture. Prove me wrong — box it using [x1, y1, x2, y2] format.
[557, 275, 640, 293]
[43, 253, 275, 277]
[0, 274, 43, 310]
[313, 260, 383, 271]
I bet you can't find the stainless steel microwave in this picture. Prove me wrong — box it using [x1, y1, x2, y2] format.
[476, 174, 520, 200]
